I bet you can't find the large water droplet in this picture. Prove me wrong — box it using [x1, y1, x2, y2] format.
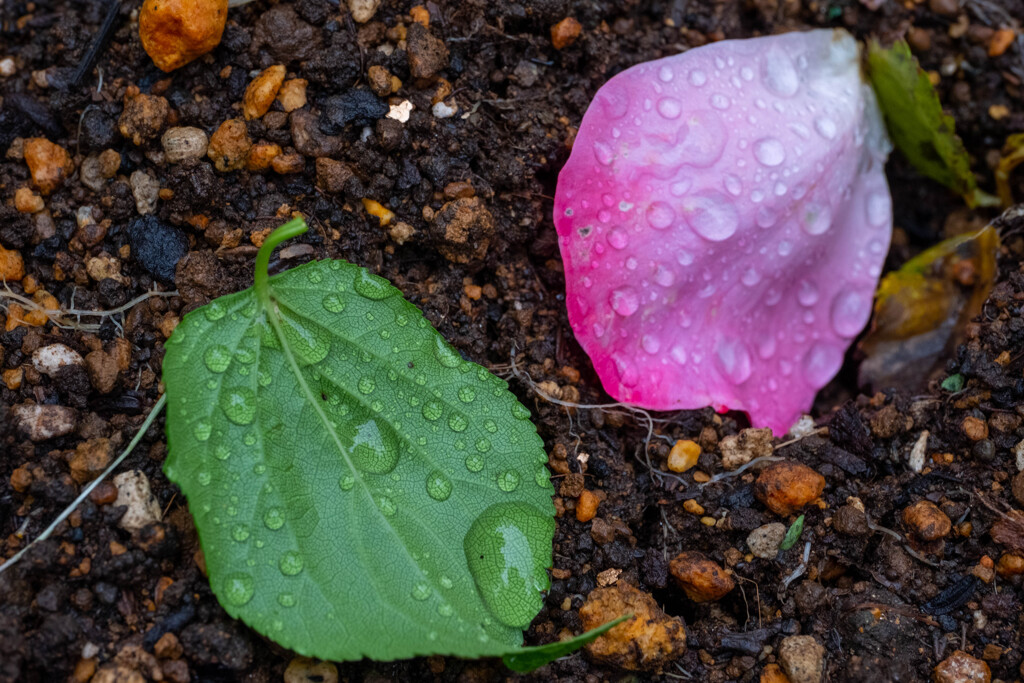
[339, 474, 355, 490]
[264, 507, 285, 530]
[354, 270, 396, 299]
[351, 419, 400, 474]
[682, 192, 739, 241]
[204, 301, 226, 321]
[220, 387, 256, 425]
[422, 400, 443, 421]
[641, 335, 661, 354]
[231, 524, 250, 542]
[357, 377, 376, 394]
[802, 203, 832, 236]
[797, 280, 819, 306]
[433, 337, 462, 368]
[656, 97, 682, 119]
[204, 345, 232, 373]
[322, 293, 346, 313]
[448, 413, 468, 432]
[689, 70, 707, 86]
[607, 227, 629, 249]
[426, 470, 453, 501]
[496, 469, 521, 492]
[465, 453, 485, 472]
[593, 141, 614, 166]
[830, 290, 872, 338]
[193, 420, 212, 442]
[802, 342, 843, 388]
[610, 287, 640, 316]
[814, 117, 837, 140]
[197, 471, 211, 486]
[659, 65, 674, 82]
[222, 573, 254, 606]
[279, 551, 304, 576]
[511, 403, 531, 420]
[715, 339, 753, 385]
[412, 582, 433, 601]
[463, 502, 555, 628]
[376, 495, 397, 517]
[753, 138, 785, 166]
[646, 202, 675, 229]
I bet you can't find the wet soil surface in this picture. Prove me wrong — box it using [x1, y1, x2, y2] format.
[3, 0, 1024, 681]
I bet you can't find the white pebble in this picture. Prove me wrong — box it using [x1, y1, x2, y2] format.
[161, 126, 208, 164]
[0, 57, 15, 77]
[908, 430, 929, 473]
[1015, 439, 1024, 472]
[130, 170, 160, 215]
[387, 100, 413, 123]
[347, 0, 381, 23]
[113, 470, 163, 532]
[788, 414, 817, 438]
[32, 343, 83, 376]
[432, 100, 458, 119]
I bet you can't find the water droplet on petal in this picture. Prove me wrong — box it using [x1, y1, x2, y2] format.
[867, 191, 890, 227]
[689, 69, 707, 86]
[608, 227, 629, 249]
[725, 175, 743, 196]
[814, 117, 837, 139]
[682, 192, 739, 241]
[802, 203, 832, 235]
[593, 141, 614, 165]
[797, 280, 819, 306]
[754, 138, 785, 166]
[610, 287, 640, 316]
[742, 268, 761, 287]
[656, 97, 682, 119]
[830, 290, 872, 337]
[646, 202, 675, 229]
[715, 339, 753, 385]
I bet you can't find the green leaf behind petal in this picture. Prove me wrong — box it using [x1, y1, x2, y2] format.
[866, 40, 998, 208]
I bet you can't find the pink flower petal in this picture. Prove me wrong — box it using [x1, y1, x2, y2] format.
[554, 29, 893, 434]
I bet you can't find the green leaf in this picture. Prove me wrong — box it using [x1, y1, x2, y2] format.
[779, 515, 804, 551]
[502, 616, 631, 672]
[941, 374, 964, 392]
[163, 218, 555, 662]
[866, 40, 999, 209]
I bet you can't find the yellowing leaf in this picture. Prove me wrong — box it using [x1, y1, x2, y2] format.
[858, 225, 1000, 390]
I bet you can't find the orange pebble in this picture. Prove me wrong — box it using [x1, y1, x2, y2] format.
[576, 489, 599, 522]
[989, 28, 1016, 58]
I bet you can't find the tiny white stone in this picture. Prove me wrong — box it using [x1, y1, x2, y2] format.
[113, 470, 163, 533]
[1015, 439, 1024, 472]
[347, 0, 381, 23]
[432, 100, 457, 119]
[909, 430, 929, 473]
[387, 100, 414, 123]
[0, 57, 16, 77]
[788, 414, 816, 438]
[32, 344, 84, 376]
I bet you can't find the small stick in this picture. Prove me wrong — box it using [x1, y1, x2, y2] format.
[71, 0, 124, 88]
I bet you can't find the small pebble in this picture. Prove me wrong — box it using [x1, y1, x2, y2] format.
[0, 245, 25, 281]
[406, 22, 449, 80]
[778, 635, 825, 683]
[243, 64, 286, 120]
[208, 118, 252, 172]
[112, 470, 163, 532]
[962, 415, 988, 441]
[551, 17, 583, 50]
[23, 137, 74, 195]
[576, 489, 599, 522]
[277, 78, 308, 113]
[128, 215, 189, 283]
[130, 170, 161, 215]
[432, 100, 457, 118]
[161, 127, 208, 163]
[902, 500, 951, 542]
[667, 439, 700, 473]
[669, 551, 734, 602]
[972, 439, 995, 463]
[347, 0, 381, 23]
[139, 0, 228, 71]
[754, 460, 825, 516]
[747, 522, 786, 559]
[69, 438, 113, 484]
[14, 186, 44, 213]
[933, 650, 991, 683]
[720, 427, 773, 470]
[32, 344, 84, 376]
[13, 404, 77, 441]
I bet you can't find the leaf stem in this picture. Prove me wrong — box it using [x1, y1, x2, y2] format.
[254, 217, 308, 309]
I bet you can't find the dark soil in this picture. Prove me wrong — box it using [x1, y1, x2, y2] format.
[3, 1, 1024, 682]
